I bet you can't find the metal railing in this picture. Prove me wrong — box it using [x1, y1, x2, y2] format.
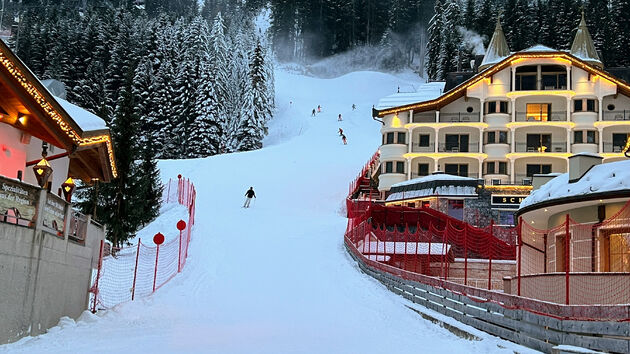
[602, 110, 630, 121]
[603, 143, 627, 153]
[412, 113, 435, 123]
[515, 111, 567, 122]
[515, 142, 567, 153]
[411, 143, 435, 153]
[515, 174, 534, 185]
[439, 112, 480, 122]
[438, 143, 480, 153]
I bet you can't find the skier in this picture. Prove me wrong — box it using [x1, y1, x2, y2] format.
[338, 113, 342, 121]
[317, 105, 321, 113]
[243, 187, 256, 208]
[341, 134, 347, 145]
[352, 104, 356, 111]
[312, 108, 316, 117]
[338, 128, 343, 136]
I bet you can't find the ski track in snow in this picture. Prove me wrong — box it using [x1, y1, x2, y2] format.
[1, 69, 538, 354]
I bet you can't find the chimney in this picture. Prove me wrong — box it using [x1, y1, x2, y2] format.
[532, 173, 560, 190]
[568, 152, 603, 183]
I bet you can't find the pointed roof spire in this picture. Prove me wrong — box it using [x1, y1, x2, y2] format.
[479, 17, 511, 71]
[570, 9, 602, 68]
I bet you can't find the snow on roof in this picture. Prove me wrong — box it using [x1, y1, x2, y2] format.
[520, 159, 630, 209]
[568, 152, 602, 159]
[391, 173, 476, 188]
[522, 45, 558, 52]
[375, 82, 445, 110]
[56, 97, 108, 132]
[570, 12, 602, 65]
[480, 20, 510, 69]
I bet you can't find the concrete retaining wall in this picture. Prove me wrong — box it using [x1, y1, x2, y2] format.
[0, 190, 104, 344]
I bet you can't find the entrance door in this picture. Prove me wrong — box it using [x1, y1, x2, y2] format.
[599, 232, 630, 272]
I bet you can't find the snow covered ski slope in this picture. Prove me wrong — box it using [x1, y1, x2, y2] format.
[1, 69, 537, 354]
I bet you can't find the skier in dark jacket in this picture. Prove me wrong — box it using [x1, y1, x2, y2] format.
[243, 187, 256, 208]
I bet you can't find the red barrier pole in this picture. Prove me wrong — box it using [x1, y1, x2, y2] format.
[178, 229, 183, 273]
[445, 223, 449, 281]
[403, 225, 408, 271]
[565, 214, 570, 305]
[488, 220, 494, 290]
[517, 216, 523, 296]
[131, 239, 141, 300]
[426, 223, 431, 276]
[153, 244, 160, 293]
[464, 226, 468, 287]
[91, 239, 105, 313]
[392, 224, 397, 267]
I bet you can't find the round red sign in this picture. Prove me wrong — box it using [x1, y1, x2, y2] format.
[177, 220, 187, 231]
[153, 232, 165, 245]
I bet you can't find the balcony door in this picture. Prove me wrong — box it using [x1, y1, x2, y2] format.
[526, 133, 551, 152]
[445, 134, 469, 152]
[599, 230, 630, 272]
[526, 103, 551, 121]
[445, 163, 468, 177]
[526, 164, 552, 177]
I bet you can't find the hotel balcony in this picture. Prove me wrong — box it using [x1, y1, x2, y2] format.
[603, 110, 630, 121]
[438, 143, 480, 153]
[515, 111, 567, 122]
[411, 143, 435, 153]
[514, 142, 567, 153]
[410, 112, 480, 123]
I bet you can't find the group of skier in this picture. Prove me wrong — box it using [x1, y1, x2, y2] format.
[309, 103, 354, 145]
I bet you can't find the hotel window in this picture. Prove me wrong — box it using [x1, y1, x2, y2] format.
[526, 133, 551, 152]
[445, 134, 469, 152]
[486, 161, 496, 174]
[541, 65, 567, 90]
[418, 163, 429, 177]
[445, 163, 468, 177]
[526, 103, 551, 121]
[574, 98, 597, 112]
[385, 132, 394, 144]
[498, 161, 507, 174]
[396, 161, 405, 173]
[574, 130, 597, 144]
[384, 161, 393, 173]
[487, 131, 496, 143]
[418, 134, 430, 147]
[397, 132, 406, 144]
[515, 66, 537, 90]
[612, 133, 630, 151]
[485, 101, 509, 114]
[599, 231, 630, 272]
[526, 164, 552, 177]
[499, 131, 508, 143]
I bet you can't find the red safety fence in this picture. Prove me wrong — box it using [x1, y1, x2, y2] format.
[89, 175, 196, 311]
[345, 166, 630, 320]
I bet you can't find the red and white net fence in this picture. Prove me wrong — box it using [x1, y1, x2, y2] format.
[89, 176, 196, 311]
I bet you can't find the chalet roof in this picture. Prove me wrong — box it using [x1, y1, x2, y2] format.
[519, 159, 630, 210]
[479, 19, 510, 70]
[375, 50, 630, 118]
[570, 11, 602, 68]
[0, 39, 116, 181]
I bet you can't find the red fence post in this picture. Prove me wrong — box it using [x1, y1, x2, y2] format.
[178, 229, 183, 273]
[488, 220, 494, 290]
[517, 216, 523, 296]
[91, 239, 105, 313]
[153, 244, 160, 293]
[166, 178, 171, 203]
[131, 239, 141, 301]
[565, 214, 570, 305]
[464, 226, 468, 287]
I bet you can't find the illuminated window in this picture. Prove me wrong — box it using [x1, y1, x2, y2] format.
[599, 231, 630, 272]
[526, 103, 550, 121]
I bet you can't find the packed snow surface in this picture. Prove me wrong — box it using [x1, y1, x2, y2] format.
[2, 68, 536, 354]
[521, 159, 630, 208]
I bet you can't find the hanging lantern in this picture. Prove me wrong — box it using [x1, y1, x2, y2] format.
[61, 177, 76, 202]
[32, 158, 52, 188]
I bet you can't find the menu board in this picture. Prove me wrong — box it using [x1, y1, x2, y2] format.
[43, 192, 67, 233]
[0, 176, 38, 227]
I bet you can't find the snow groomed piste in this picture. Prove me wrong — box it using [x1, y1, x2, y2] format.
[2, 69, 536, 354]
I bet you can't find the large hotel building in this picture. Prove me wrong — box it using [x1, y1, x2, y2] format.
[374, 14, 630, 195]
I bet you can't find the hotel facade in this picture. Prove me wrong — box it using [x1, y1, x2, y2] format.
[374, 14, 630, 194]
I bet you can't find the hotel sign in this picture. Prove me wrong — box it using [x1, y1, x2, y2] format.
[491, 194, 526, 206]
